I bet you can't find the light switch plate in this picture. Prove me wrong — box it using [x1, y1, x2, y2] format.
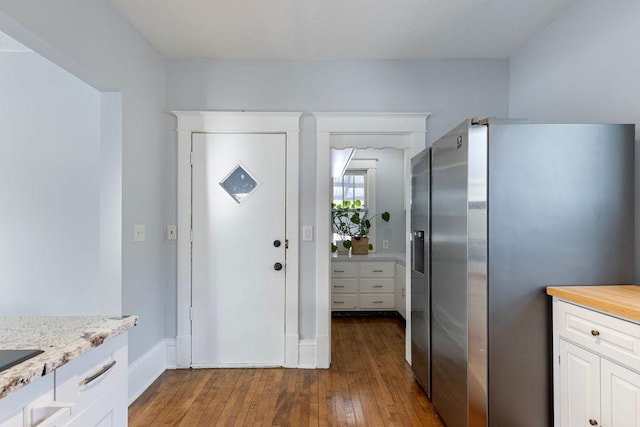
[167, 225, 177, 240]
[134, 224, 146, 242]
[302, 225, 313, 241]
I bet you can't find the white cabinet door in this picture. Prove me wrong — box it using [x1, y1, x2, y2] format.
[601, 359, 640, 427]
[559, 340, 601, 427]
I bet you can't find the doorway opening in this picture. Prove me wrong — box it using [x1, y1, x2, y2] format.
[315, 113, 429, 368]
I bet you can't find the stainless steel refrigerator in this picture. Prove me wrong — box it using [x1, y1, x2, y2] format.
[418, 118, 634, 426]
[410, 148, 431, 397]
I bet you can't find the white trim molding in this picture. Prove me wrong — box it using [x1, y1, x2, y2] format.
[298, 339, 317, 369]
[173, 111, 302, 369]
[314, 112, 429, 369]
[128, 339, 173, 405]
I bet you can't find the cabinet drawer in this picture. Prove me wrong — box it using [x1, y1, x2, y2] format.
[332, 294, 358, 310]
[360, 294, 395, 309]
[55, 333, 127, 419]
[331, 262, 357, 278]
[360, 262, 394, 278]
[360, 278, 394, 293]
[332, 279, 358, 294]
[556, 300, 640, 369]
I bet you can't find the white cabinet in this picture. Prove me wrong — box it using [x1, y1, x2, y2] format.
[56, 333, 128, 427]
[558, 340, 600, 426]
[601, 359, 640, 427]
[0, 333, 128, 427]
[331, 260, 397, 312]
[0, 373, 72, 427]
[395, 264, 406, 319]
[553, 299, 640, 427]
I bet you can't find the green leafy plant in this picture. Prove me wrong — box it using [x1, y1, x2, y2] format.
[331, 200, 390, 252]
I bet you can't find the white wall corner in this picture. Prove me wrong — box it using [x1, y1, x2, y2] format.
[128, 339, 171, 405]
[298, 339, 317, 369]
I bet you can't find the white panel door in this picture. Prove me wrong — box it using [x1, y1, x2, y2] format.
[191, 133, 286, 367]
[601, 359, 640, 427]
[559, 340, 601, 427]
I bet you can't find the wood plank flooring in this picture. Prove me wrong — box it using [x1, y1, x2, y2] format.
[128, 316, 444, 426]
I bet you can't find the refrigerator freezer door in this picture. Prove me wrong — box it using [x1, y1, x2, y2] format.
[410, 149, 430, 397]
[430, 122, 470, 427]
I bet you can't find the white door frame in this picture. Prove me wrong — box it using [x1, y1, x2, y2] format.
[174, 111, 301, 368]
[315, 113, 429, 368]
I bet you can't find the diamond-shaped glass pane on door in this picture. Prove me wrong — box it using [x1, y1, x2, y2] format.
[220, 164, 259, 204]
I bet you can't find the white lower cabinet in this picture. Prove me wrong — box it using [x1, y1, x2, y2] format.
[601, 358, 640, 427]
[0, 333, 128, 427]
[56, 332, 128, 427]
[559, 340, 600, 426]
[0, 374, 72, 427]
[553, 299, 640, 427]
[331, 260, 399, 312]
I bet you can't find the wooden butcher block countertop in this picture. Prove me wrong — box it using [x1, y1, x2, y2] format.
[547, 285, 640, 323]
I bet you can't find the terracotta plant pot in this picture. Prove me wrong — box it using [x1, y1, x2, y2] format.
[351, 237, 369, 255]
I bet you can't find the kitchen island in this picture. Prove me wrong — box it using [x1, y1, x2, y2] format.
[0, 315, 137, 427]
[547, 285, 640, 427]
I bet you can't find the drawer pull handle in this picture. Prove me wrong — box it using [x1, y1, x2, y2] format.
[333, 270, 345, 273]
[589, 419, 598, 426]
[333, 285, 345, 288]
[372, 270, 384, 273]
[591, 329, 600, 337]
[334, 301, 345, 304]
[81, 360, 117, 387]
[373, 285, 383, 288]
[373, 301, 384, 304]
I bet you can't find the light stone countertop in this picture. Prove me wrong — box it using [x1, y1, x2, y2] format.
[0, 315, 138, 399]
[331, 252, 406, 266]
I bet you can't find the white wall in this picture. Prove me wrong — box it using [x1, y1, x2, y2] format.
[0, 51, 101, 315]
[509, 0, 640, 280]
[353, 148, 406, 254]
[0, 0, 165, 363]
[165, 58, 509, 339]
[510, 0, 640, 138]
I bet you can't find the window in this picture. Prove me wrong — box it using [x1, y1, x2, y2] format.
[331, 158, 378, 250]
[333, 170, 367, 207]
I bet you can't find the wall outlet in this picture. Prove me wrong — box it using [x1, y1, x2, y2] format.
[382, 240, 389, 249]
[167, 225, 177, 240]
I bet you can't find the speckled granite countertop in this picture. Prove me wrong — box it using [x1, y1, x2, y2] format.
[0, 315, 137, 399]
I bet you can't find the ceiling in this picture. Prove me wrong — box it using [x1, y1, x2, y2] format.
[110, 0, 575, 60]
[0, 30, 30, 52]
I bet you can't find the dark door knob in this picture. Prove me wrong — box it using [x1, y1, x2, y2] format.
[273, 240, 281, 247]
[274, 262, 283, 271]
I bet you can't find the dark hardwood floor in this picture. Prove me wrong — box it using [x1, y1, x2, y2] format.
[128, 316, 443, 426]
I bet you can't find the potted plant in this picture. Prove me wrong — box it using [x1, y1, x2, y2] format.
[331, 200, 390, 255]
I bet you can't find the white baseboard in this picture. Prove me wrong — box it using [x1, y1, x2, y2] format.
[298, 339, 317, 369]
[316, 334, 330, 368]
[128, 339, 173, 405]
[129, 336, 324, 405]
